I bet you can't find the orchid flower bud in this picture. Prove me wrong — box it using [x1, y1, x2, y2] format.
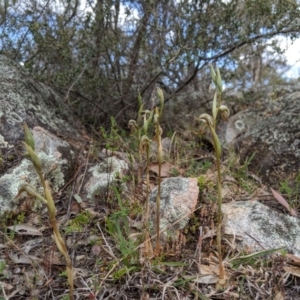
[198, 113, 214, 128]
[219, 105, 230, 121]
[23, 122, 35, 151]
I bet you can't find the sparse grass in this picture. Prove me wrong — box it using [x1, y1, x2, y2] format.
[185, 159, 212, 177]
[170, 166, 180, 176]
[0, 260, 6, 280]
[105, 187, 140, 266]
[226, 150, 257, 193]
[279, 172, 300, 210]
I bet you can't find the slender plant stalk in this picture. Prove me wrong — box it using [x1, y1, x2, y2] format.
[136, 94, 144, 184]
[44, 181, 74, 297]
[155, 140, 162, 256]
[154, 88, 164, 256]
[137, 128, 142, 184]
[145, 143, 150, 233]
[215, 148, 225, 279]
[141, 135, 152, 257]
[21, 123, 74, 299]
[154, 109, 162, 255]
[212, 111, 225, 279]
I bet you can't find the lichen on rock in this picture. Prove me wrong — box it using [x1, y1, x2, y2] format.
[84, 156, 129, 202]
[223, 200, 300, 255]
[222, 86, 300, 188]
[0, 127, 76, 217]
[0, 55, 88, 217]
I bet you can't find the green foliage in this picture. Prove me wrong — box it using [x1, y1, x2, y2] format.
[112, 265, 138, 281]
[64, 211, 92, 234]
[16, 211, 25, 223]
[1, 1, 298, 127]
[100, 117, 122, 151]
[59, 270, 68, 277]
[197, 175, 206, 192]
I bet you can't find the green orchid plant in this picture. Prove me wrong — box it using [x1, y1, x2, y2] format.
[17, 123, 74, 299]
[197, 66, 230, 281]
[128, 94, 153, 184]
[128, 94, 154, 258]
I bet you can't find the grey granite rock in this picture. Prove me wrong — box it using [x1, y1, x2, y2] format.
[0, 55, 86, 147]
[149, 177, 198, 242]
[0, 127, 76, 216]
[223, 200, 300, 255]
[0, 55, 87, 217]
[223, 86, 300, 188]
[84, 156, 129, 202]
